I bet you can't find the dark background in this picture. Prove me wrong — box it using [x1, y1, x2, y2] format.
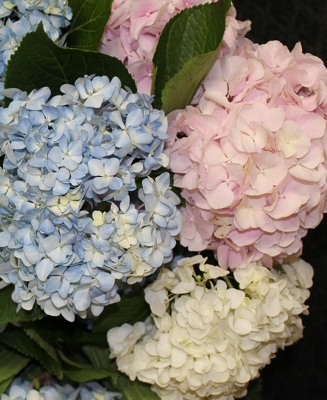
[232, 1, 327, 399]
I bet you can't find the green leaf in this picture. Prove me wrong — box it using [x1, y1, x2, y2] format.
[82, 346, 113, 369]
[152, 0, 231, 112]
[116, 376, 160, 400]
[5, 24, 136, 98]
[83, 292, 150, 346]
[66, 0, 113, 51]
[60, 346, 119, 384]
[0, 286, 44, 325]
[63, 368, 114, 383]
[83, 346, 121, 386]
[24, 328, 59, 362]
[0, 346, 30, 386]
[0, 377, 13, 395]
[58, 349, 93, 370]
[0, 329, 63, 379]
[161, 51, 218, 113]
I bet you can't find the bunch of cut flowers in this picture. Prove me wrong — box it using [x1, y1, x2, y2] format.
[0, 1, 324, 399]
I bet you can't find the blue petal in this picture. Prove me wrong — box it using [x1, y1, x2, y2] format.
[74, 287, 91, 311]
[36, 258, 54, 281]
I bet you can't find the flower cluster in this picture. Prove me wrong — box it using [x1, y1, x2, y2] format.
[166, 38, 327, 269]
[0, 0, 72, 93]
[0, 75, 181, 321]
[1, 378, 121, 400]
[108, 255, 313, 400]
[99, 1, 251, 94]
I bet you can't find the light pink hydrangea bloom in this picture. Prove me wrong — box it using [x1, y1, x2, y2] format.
[167, 38, 327, 269]
[99, 1, 251, 94]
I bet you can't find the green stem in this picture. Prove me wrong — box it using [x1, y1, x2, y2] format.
[223, 276, 234, 289]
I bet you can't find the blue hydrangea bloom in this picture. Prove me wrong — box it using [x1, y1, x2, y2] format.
[0, 75, 182, 321]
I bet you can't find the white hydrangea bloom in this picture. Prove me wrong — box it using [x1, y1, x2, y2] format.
[108, 255, 313, 400]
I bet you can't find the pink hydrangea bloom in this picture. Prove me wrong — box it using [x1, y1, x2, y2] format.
[99, 1, 251, 94]
[167, 38, 327, 269]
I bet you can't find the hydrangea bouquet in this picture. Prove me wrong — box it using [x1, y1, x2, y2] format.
[0, 0, 324, 399]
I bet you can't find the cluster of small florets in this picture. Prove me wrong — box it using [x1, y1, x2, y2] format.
[1, 378, 121, 400]
[166, 38, 327, 269]
[0, 75, 181, 321]
[0, 0, 72, 92]
[99, 1, 250, 94]
[108, 255, 313, 400]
